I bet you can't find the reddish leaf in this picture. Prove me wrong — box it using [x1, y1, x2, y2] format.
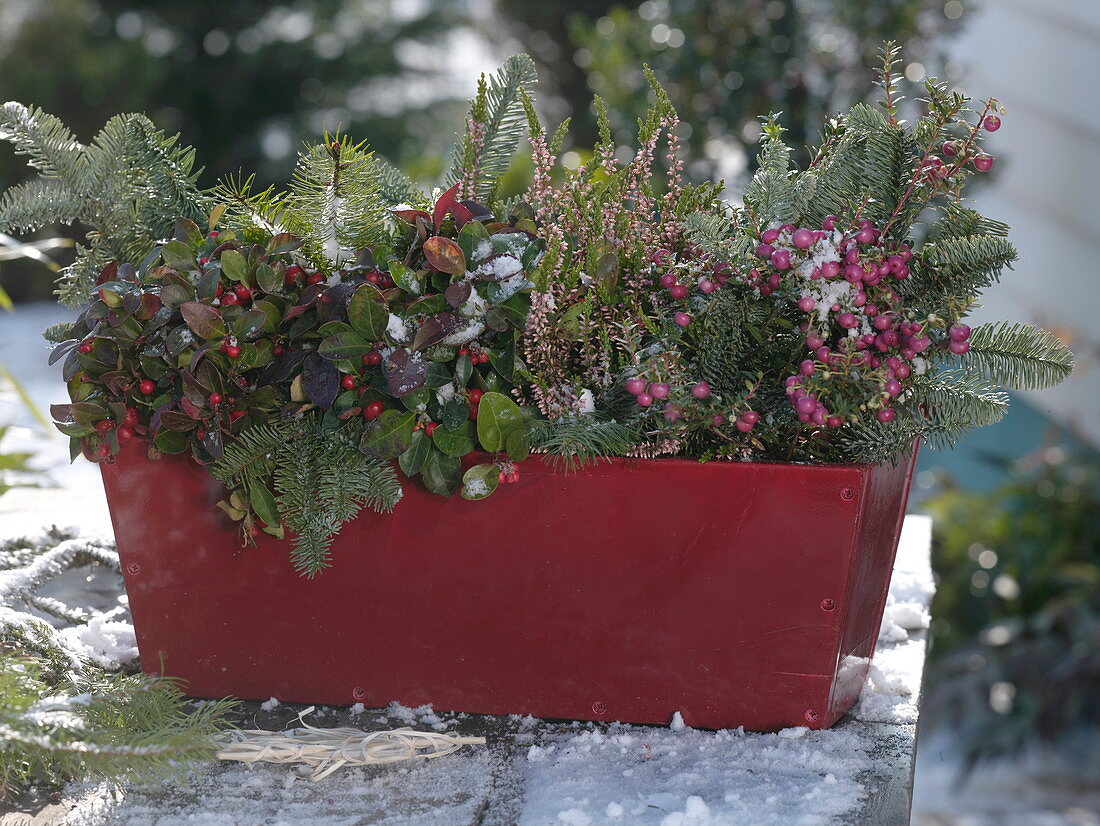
[444, 281, 472, 308]
[383, 348, 428, 397]
[96, 262, 118, 286]
[411, 312, 460, 351]
[423, 236, 466, 276]
[432, 182, 462, 230]
[179, 302, 226, 340]
[180, 396, 203, 420]
[392, 208, 432, 225]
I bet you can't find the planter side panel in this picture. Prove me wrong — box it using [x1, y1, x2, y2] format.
[826, 446, 919, 724]
[102, 445, 879, 731]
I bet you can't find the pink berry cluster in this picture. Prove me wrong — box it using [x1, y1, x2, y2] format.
[651, 247, 732, 329]
[624, 375, 715, 422]
[742, 216, 971, 428]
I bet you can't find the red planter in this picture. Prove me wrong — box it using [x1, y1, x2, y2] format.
[100, 442, 917, 731]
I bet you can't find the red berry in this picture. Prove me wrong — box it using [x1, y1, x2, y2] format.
[498, 471, 507, 484]
[877, 408, 896, 423]
[468, 389, 484, 404]
[95, 419, 115, 433]
[341, 374, 358, 390]
[306, 272, 325, 285]
[233, 284, 251, 301]
[273, 344, 285, 356]
[225, 345, 241, 359]
[364, 401, 384, 421]
[138, 380, 155, 395]
[95, 443, 110, 458]
[209, 393, 223, 405]
[983, 114, 1001, 132]
[77, 341, 93, 354]
[363, 351, 383, 366]
[123, 407, 139, 427]
[458, 347, 470, 356]
[220, 291, 240, 306]
[229, 410, 246, 423]
[199, 256, 210, 265]
[469, 406, 478, 420]
[284, 265, 304, 286]
[507, 471, 519, 483]
[116, 426, 134, 444]
[425, 422, 438, 437]
[208, 230, 219, 238]
[479, 353, 490, 364]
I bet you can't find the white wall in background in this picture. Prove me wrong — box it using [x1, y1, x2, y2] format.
[951, 0, 1100, 444]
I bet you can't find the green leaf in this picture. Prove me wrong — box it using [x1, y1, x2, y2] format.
[360, 409, 415, 459]
[179, 301, 225, 340]
[387, 261, 421, 295]
[255, 262, 280, 294]
[476, 391, 524, 453]
[247, 479, 280, 528]
[461, 463, 500, 500]
[441, 397, 468, 430]
[174, 216, 204, 246]
[161, 241, 196, 271]
[233, 309, 267, 340]
[432, 421, 474, 457]
[319, 331, 372, 360]
[459, 219, 490, 263]
[398, 429, 431, 476]
[154, 428, 189, 453]
[348, 283, 389, 340]
[220, 249, 248, 282]
[506, 427, 530, 461]
[421, 446, 461, 496]
[267, 233, 303, 254]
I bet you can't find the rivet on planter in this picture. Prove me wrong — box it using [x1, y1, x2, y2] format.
[840, 487, 855, 501]
[351, 686, 367, 701]
[820, 598, 836, 612]
[592, 700, 607, 716]
[804, 708, 819, 724]
[125, 562, 140, 576]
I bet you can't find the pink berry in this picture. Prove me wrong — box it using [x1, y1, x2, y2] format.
[756, 243, 775, 259]
[820, 261, 840, 279]
[844, 264, 864, 283]
[973, 154, 995, 172]
[797, 296, 816, 313]
[625, 378, 647, 396]
[712, 414, 726, 426]
[885, 379, 902, 397]
[636, 393, 654, 408]
[735, 419, 755, 433]
[660, 273, 677, 288]
[669, 284, 688, 299]
[806, 333, 825, 350]
[948, 340, 970, 355]
[650, 382, 670, 400]
[983, 114, 1001, 132]
[791, 228, 814, 250]
[770, 249, 791, 270]
[741, 411, 760, 425]
[652, 248, 672, 264]
[856, 228, 876, 244]
[761, 228, 781, 244]
[698, 279, 716, 294]
[800, 359, 815, 376]
[691, 382, 711, 399]
[663, 405, 683, 422]
[796, 396, 816, 415]
[674, 312, 691, 327]
[827, 416, 844, 428]
[838, 313, 858, 329]
[876, 408, 896, 423]
[942, 140, 959, 157]
[948, 324, 971, 341]
[822, 215, 838, 231]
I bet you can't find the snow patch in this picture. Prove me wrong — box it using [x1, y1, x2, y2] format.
[260, 697, 280, 711]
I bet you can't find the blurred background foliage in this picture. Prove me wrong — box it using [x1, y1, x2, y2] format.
[1, 0, 1097, 768]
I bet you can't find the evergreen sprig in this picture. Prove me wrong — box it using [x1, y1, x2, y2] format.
[448, 54, 538, 200]
[527, 417, 646, 471]
[959, 321, 1075, 391]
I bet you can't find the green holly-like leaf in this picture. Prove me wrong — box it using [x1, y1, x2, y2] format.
[421, 446, 462, 496]
[505, 427, 530, 461]
[161, 240, 197, 271]
[398, 429, 432, 476]
[461, 463, 500, 500]
[476, 391, 524, 453]
[220, 249, 248, 282]
[432, 421, 475, 457]
[387, 261, 422, 295]
[319, 331, 372, 360]
[348, 283, 389, 340]
[360, 409, 416, 459]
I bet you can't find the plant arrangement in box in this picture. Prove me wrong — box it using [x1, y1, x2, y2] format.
[0, 47, 1072, 577]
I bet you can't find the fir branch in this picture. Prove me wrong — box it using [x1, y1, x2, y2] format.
[0, 177, 82, 234]
[744, 117, 793, 223]
[447, 54, 538, 200]
[958, 321, 1075, 391]
[210, 418, 307, 487]
[527, 417, 645, 471]
[0, 102, 85, 184]
[373, 157, 427, 209]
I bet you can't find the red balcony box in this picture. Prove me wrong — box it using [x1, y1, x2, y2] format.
[100, 441, 917, 731]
